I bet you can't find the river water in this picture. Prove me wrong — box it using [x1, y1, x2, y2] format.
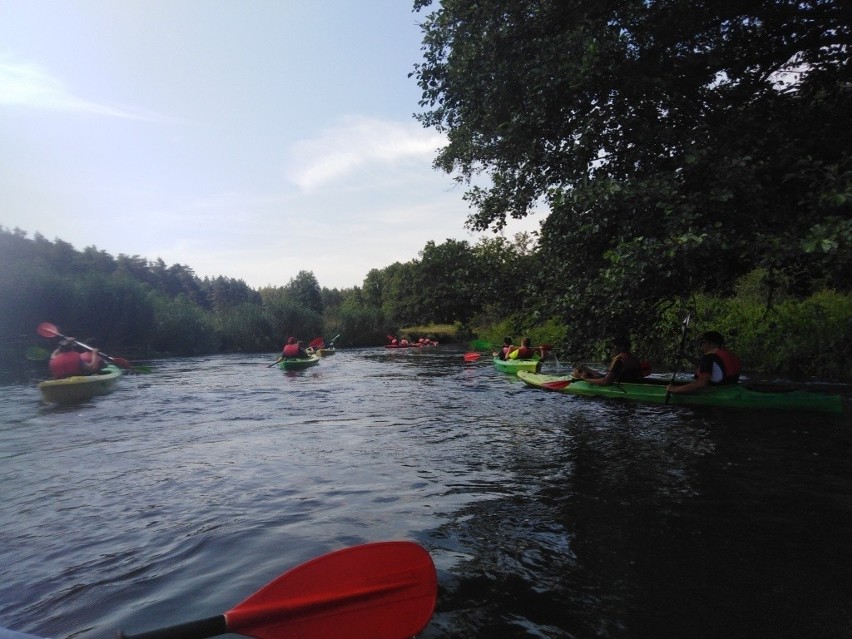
[1, 348, 850, 639]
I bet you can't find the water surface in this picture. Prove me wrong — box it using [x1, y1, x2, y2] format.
[1, 349, 850, 638]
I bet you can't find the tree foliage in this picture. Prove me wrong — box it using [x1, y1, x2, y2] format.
[412, 0, 851, 345]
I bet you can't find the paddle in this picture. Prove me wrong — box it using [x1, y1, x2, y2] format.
[665, 312, 692, 404]
[309, 337, 325, 349]
[541, 378, 575, 390]
[36, 322, 134, 371]
[118, 541, 437, 639]
[463, 352, 481, 362]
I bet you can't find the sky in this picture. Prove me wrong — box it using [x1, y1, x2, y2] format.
[0, 1, 541, 290]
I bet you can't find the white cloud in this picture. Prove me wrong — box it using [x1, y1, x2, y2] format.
[0, 53, 164, 121]
[286, 115, 446, 191]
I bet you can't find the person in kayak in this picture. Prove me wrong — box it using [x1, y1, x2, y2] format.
[276, 337, 310, 363]
[48, 338, 103, 379]
[575, 337, 643, 385]
[508, 337, 544, 360]
[666, 330, 742, 394]
[496, 336, 513, 360]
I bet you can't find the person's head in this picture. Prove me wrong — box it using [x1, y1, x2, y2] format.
[503, 336, 512, 346]
[57, 338, 76, 352]
[613, 337, 631, 352]
[297, 341, 304, 348]
[521, 337, 531, 347]
[699, 331, 724, 350]
[287, 336, 296, 344]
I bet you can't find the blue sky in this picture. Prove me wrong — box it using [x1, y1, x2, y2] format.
[0, 1, 541, 290]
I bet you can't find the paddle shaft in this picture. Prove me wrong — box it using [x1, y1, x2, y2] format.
[38, 323, 132, 370]
[665, 313, 691, 404]
[118, 616, 226, 639]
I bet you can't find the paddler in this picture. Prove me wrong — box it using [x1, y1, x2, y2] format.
[666, 330, 742, 394]
[48, 338, 103, 379]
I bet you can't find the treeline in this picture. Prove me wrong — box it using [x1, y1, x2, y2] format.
[0, 227, 536, 363]
[2, 225, 851, 380]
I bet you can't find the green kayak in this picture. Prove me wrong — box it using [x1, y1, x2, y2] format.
[277, 355, 320, 371]
[37, 364, 122, 404]
[516, 371, 844, 414]
[493, 355, 541, 374]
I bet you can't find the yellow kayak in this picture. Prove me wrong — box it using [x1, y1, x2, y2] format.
[37, 365, 123, 404]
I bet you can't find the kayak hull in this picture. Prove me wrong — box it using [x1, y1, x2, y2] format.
[517, 371, 844, 414]
[493, 356, 541, 374]
[37, 365, 122, 404]
[277, 355, 320, 370]
[316, 348, 336, 357]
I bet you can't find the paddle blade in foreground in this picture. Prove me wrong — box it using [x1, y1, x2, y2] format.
[228, 541, 436, 639]
[119, 541, 437, 639]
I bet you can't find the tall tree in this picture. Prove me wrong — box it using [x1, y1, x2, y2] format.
[283, 270, 325, 316]
[413, 0, 851, 341]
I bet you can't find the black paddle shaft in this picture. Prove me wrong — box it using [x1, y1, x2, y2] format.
[117, 615, 227, 639]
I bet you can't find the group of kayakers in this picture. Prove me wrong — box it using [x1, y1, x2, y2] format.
[498, 330, 742, 395]
[387, 336, 439, 347]
[46, 327, 741, 396]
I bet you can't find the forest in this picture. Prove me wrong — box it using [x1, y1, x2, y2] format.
[2, 0, 850, 381]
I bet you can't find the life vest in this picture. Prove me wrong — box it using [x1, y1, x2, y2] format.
[515, 346, 536, 359]
[49, 351, 83, 379]
[697, 348, 742, 384]
[714, 347, 742, 384]
[282, 343, 301, 357]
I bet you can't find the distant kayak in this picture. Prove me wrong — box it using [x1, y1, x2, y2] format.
[277, 355, 320, 370]
[37, 364, 122, 404]
[517, 371, 844, 414]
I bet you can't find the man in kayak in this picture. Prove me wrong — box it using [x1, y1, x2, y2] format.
[275, 337, 310, 363]
[48, 338, 103, 379]
[575, 337, 643, 385]
[508, 337, 544, 360]
[666, 330, 742, 394]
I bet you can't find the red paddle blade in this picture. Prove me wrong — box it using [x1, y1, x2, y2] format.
[37, 322, 61, 338]
[110, 357, 134, 370]
[308, 337, 324, 349]
[226, 541, 437, 639]
[542, 379, 573, 390]
[463, 352, 481, 362]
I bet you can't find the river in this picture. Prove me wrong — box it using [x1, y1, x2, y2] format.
[1, 348, 850, 639]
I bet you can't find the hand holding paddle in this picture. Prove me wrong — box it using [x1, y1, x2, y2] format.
[118, 541, 437, 639]
[37, 322, 135, 371]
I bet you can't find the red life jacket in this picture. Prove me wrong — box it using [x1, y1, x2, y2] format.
[49, 351, 83, 379]
[516, 346, 536, 359]
[715, 347, 742, 383]
[282, 343, 301, 357]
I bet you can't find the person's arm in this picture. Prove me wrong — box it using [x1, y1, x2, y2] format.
[667, 372, 710, 394]
[584, 370, 615, 385]
[81, 349, 101, 372]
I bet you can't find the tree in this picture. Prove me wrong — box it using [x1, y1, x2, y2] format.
[412, 0, 852, 344]
[282, 270, 324, 316]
